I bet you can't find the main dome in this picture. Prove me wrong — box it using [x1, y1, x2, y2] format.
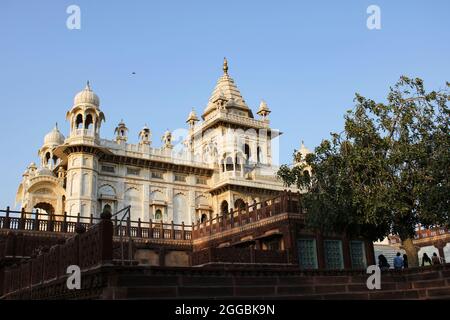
[73, 81, 100, 107]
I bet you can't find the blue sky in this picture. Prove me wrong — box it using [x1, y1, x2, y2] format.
[0, 0, 449, 207]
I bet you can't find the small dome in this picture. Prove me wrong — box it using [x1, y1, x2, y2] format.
[299, 141, 311, 155]
[28, 162, 37, 170]
[186, 109, 199, 123]
[36, 167, 55, 177]
[257, 100, 271, 115]
[44, 124, 65, 146]
[73, 81, 100, 107]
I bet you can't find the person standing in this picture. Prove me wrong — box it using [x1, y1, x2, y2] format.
[422, 253, 432, 266]
[378, 254, 390, 271]
[403, 254, 408, 268]
[393, 252, 404, 270]
[432, 252, 441, 265]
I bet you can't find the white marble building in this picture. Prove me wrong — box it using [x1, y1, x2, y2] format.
[16, 59, 298, 224]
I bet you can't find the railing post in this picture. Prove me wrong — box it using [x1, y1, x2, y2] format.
[34, 210, 39, 231]
[114, 216, 118, 236]
[208, 219, 212, 235]
[126, 215, 131, 237]
[229, 208, 234, 228]
[20, 208, 25, 230]
[63, 212, 67, 233]
[127, 211, 132, 261]
[149, 218, 153, 238]
[196, 220, 201, 237]
[287, 190, 292, 212]
[171, 221, 175, 239]
[4, 206, 10, 229]
[137, 218, 142, 238]
[181, 222, 185, 240]
[99, 209, 113, 263]
[297, 191, 302, 213]
[237, 207, 241, 227]
[191, 222, 194, 240]
[255, 201, 267, 221]
[48, 213, 54, 232]
[90, 213, 94, 227]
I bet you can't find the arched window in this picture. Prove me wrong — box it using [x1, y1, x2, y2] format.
[75, 114, 83, 129]
[257, 146, 262, 163]
[103, 204, 112, 215]
[155, 209, 162, 220]
[34, 202, 55, 216]
[220, 200, 229, 215]
[244, 144, 251, 164]
[62, 195, 66, 213]
[201, 213, 208, 223]
[45, 152, 51, 165]
[234, 199, 246, 211]
[85, 114, 93, 130]
[52, 155, 58, 166]
[225, 156, 233, 171]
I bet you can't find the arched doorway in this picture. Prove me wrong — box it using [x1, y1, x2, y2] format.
[220, 200, 229, 215]
[102, 204, 112, 215]
[155, 209, 163, 221]
[244, 143, 251, 164]
[34, 202, 55, 215]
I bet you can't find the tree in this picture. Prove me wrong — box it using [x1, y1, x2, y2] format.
[278, 77, 449, 266]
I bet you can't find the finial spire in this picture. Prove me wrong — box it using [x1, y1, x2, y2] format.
[223, 57, 228, 75]
[85, 80, 91, 90]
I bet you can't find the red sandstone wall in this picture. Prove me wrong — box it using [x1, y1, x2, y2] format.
[3, 263, 450, 300]
[98, 264, 450, 300]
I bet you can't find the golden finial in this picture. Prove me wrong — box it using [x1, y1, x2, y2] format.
[223, 57, 228, 74]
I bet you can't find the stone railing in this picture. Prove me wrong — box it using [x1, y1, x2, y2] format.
[191, 247, 289, 266]
[415, 227, 449, 239]
[199, 110, 270, 133]
[0, 208, 192, 241]
[192, 190, 303, 239]
[99, 139, 211, 168]
[0, 191, 302, 242]
[1, 213, 113, 297]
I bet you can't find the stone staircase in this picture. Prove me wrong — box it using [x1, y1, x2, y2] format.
[374, 244, 405, 268]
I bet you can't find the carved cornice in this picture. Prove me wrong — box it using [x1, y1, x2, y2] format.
[209, 183, 282, 196]
[101, 153, 213, 176]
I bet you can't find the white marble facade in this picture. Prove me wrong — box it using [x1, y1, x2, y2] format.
[16, 59, 298, 224]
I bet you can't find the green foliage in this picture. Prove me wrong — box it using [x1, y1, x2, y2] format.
[278, 77, 449, 241]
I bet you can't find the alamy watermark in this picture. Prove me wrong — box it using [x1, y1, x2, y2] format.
[366, 265, 381, 290]
[66, 5, 81, 30]
[367, 5, 381, 30]
[66, 265, 81, 289]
